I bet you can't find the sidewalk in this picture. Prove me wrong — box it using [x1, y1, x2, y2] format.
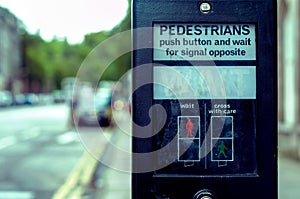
[90, 129, 300, 199]
[93, 165, 130, 199]
[91, 129, 131, 199]
[279, 155, 300, 199]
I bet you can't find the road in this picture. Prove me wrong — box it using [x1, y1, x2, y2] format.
[0, 104, 84, 199]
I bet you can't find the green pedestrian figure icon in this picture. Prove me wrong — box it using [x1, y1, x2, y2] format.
[217, 141, 228, 159]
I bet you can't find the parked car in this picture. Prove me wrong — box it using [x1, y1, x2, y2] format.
[24, 93, 40, 105]
[0, 91, 13, 107]
[13, 93, 40, 106]
[13, 93, 26, 105]
[52, 90, 66, 104]
[76, 83, 98, 126]
[73, 82, 113, 127]
[38, 93, 54, 105]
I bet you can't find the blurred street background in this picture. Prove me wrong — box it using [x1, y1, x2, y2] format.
[0, 0, 298, 198]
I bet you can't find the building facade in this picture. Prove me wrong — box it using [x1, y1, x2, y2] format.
[278, 0, 300, 158]
[0, 7, 21, 93]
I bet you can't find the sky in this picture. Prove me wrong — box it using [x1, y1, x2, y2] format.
[0, 0, 128, 44]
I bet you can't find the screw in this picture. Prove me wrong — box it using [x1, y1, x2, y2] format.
[200, 2, 212, 14]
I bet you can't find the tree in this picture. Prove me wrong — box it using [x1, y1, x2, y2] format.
[22, 0, 131, 91]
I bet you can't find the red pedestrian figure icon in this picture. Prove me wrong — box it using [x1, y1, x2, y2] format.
[186, 118, 193, 137]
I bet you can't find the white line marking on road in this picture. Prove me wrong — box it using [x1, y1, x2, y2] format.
[0, 136, 17, 150]
[56, 131, 79, 144]
[20, 127, 41, 140]
[0, 191, 34, 199]
[0, 127, 41, 150]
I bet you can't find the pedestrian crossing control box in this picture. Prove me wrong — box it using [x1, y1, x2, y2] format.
[132, 0, 277, 198]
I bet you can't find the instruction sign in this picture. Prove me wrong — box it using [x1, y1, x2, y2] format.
[152, 24, 257, 175]
[153, 23, 256, 61]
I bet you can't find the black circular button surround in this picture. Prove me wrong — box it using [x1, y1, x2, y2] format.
[193, 189, 217, 199]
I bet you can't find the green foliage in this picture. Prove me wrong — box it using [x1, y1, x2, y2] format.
[22, 0, 131, 91]
[22, 32, 85, 90]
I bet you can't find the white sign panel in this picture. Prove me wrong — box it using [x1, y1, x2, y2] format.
[153, 66, 256, 99]
[153, 23, 256, 61]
